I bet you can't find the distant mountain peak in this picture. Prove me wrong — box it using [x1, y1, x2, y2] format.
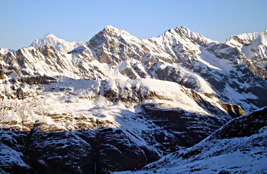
[101, 25, 132, 37]
[30, 33, 83, 53]
[180, 25, 187, 29]
[45, 33, 56, 37]
[228, 29, 267, 64]
[104, 25, 117, 30]
[0, 48, 9, 55]
[36, 33, 61, 41]
[231, 29, 267, 43]
[89, 25, 140, 47]
[42, 33, 59, 39]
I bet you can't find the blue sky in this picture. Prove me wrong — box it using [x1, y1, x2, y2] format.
[1, 0, 267, 49]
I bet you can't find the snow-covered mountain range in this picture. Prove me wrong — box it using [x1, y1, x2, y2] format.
[0, 26, 266, 173]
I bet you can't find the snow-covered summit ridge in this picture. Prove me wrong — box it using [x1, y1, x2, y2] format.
[0, 48, 9, 55]
[227, 29, 267, 72]
[228, 29, 267, 50]
[30, 33, 83, 53]
[90, 25, 141, 45]
[231, 30, 267, 44]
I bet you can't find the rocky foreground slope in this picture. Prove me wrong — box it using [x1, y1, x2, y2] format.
[122, 107, 267, 174]
[0, 26, 266, 173]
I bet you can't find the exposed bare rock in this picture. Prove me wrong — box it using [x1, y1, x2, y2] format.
[19, 75, 56, 85]
[0, 70, 4, 79]
[220, 103, 246, 118]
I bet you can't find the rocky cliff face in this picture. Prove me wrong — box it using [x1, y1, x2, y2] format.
[0, 26, 266, 173]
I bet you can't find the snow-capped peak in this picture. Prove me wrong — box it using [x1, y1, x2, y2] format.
[89, 25, 141, 50]
[0, 48, 10, 55]
[30, 33, 83, 53]
[229, 29, 267, 45]
[228, 29, 267, 65]
[45, 33, 56, 37]
[238, 30, 267, 43]
[101, 25, 138, 40]
[104, 25, 117, 31]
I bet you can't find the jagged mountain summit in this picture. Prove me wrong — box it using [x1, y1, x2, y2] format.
[30, 33, 83, 53]
[0, 25, 267, 173]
